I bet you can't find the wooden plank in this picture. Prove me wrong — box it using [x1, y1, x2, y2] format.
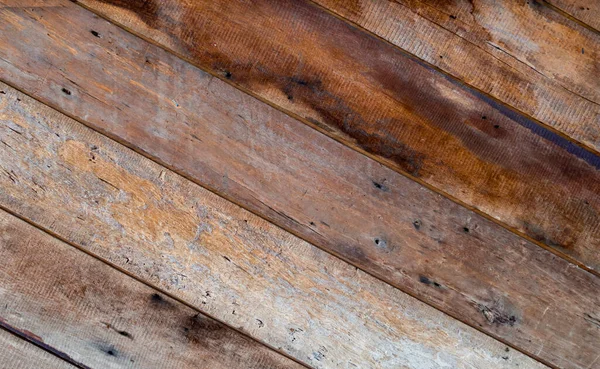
[546, 0, 600, 32]
[0, 3, 597, 368]
[0, 211, 305, 369]
[0, 328, 76, 369]
[313, 0, 600, 148]
[0, 80, 550, 368]
[69, 0, 600, 272]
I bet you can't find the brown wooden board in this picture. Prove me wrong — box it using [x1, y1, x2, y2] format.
[0, 83, 549, 369]
[313, 0, 600, 149]
[546, 0, 600, 32]
[0, 3, 598, 368]
[0, 328, 76, 369]
[72, 0, 600, 272]
[0, 211, 305, 369]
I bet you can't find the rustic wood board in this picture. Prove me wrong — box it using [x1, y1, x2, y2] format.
[314, 0, 600, 149]
[0, 3, 597, 368]
[0, 85, 550, 369]
[547, 0, 600, 32]
[0, 329, 75, 369]
[71, 0, 600, 272]
[0, 211, 304, 369]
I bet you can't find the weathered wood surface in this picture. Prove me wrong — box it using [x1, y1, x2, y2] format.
[546, 0, 600, 32]
[0, 329, 76, 369]
[0, 212, 304, 369]
[0, 86, 549, 369]
[314, 0, 600, 147]
[73, 0, 600, 272]
[0, 3, 597, 368]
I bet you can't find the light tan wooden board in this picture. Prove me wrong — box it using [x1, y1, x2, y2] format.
[0, 82, 549, 368]
[0, 328, 76, 369]
[0, 2, 598, 369]
[72, 0, 600, 273]
[0, 211, 305, 369]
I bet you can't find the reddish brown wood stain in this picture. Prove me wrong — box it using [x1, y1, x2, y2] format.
[80, 0, 600, 272]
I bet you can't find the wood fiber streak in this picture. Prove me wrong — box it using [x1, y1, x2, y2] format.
[74, 0, 600, 271]
[0, 86, 548, 369]
[0, 328, 76, 369]
[316, 0, 600, 147]
[546, 0, 600, 32]
[0, 3, 597, 369]
[0, 212, 304, 369]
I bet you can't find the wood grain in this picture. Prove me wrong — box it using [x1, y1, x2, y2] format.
[0, 211, 304, 369]
[0, 85, 549, 369]
[546, 0, 600, 32]
[314, 0, 600, 148]
[71, 0, 600, 272]
[0, 3, 597, 368]
[0, 329, 76, 369]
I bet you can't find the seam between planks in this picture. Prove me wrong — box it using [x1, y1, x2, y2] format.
[0, 79, 558, 369]
[304, 0, 600, 148]
[0, 203, 313, 369]
[70, 0, 600, 280]
[0, 320, 90, 369]
[541, 0, 600, 36]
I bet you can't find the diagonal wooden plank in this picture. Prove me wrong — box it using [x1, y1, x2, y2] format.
[545, 0, 600, 33]
[69, 0, 600, 273]
[0, 328, 77, 369]
[0, 2, 597, 368]
[0, 211, 306, 369]
[0, 85, 549, 369]
[312, 0, 600, 147]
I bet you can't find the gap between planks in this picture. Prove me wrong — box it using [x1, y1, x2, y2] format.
[0, 324, 90, 369]
[305, 0, 600, 155]
[0, 326, 78, 369]
[541, 0, 600, 36]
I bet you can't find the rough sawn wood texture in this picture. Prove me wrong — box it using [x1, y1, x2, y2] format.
[76, 0, 600, 274]
[0, 211, 305, 369]
[0, 82, 549, 368]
